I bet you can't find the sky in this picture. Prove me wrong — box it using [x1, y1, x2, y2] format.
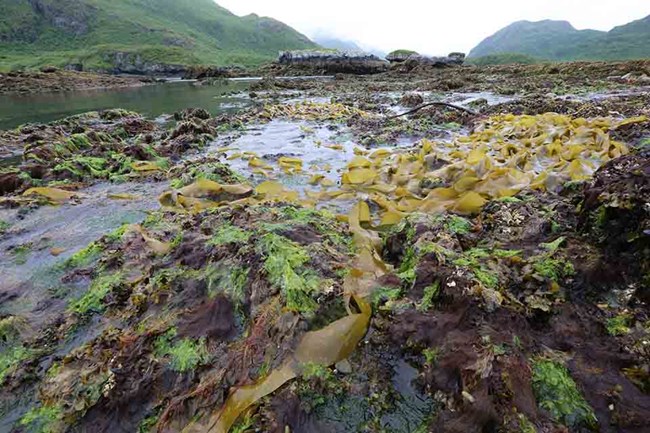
[217, 0, 649, 55]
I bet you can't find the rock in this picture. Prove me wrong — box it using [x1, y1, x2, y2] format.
[386, 50, 419, 63]
[335, 359, 352, 374]
[30, 0, 92, 36]
[406, 55, 454, 68]
[0, 171, 23, 195]
[174, 108, 211, 121]
[579, 151, 650, 295]
[392, 53, 466, 72]
[64, 63, 83, 72]
[448, 52, 466, 65]
[105, 52, 187, 76]
[277, 50, 389, 75]
[610, 72, 650, 84]
[400, 93, 424, 107]
[39, 66, 58, 73]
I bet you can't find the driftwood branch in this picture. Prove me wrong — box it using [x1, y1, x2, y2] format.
[387, 101, 477, 119]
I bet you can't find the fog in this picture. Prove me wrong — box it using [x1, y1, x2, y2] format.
[218, 0, 649, 55]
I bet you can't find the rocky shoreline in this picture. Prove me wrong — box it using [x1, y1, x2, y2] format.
[0, 68, 153, 95]
[0, 62, 649, 433]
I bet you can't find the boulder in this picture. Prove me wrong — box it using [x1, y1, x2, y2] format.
[399, 93, 424, 107]
[394, 52, 466, 72]
[39, 66, 59, 73]
[448, 52, 466, 65]
[386, 50, 419, 63]
[277, 50, 389, 75]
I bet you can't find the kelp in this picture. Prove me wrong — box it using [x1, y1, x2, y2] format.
[177, 195, 388, 432]
[183, 293, 371, 433]
[112, 111, 647, 432]
[22, 187, 79, 204]
[161, 114, 642, 227]
[258, 101, 369, 122]
[159, 179, 252, 211]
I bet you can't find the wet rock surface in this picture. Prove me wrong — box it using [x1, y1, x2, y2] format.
[0, 61, 649, 433]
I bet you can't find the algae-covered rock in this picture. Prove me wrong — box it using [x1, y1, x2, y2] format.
[580, 150, 650, 300]
[386, 49, 419, 63]
[0, 203, 358, 432]
[278, 49, 389, 75]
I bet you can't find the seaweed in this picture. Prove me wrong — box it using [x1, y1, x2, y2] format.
[531, 359, 597, 428]
[153, 328, 209, 372]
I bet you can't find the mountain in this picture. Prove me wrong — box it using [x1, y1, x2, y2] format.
[312, 35, 363, 52]
[0, 0, 317, 72]
[468, 15, 650, 61]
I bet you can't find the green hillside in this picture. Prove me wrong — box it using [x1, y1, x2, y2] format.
[468, 15, 650, 62]
[0, 0, 317, 72]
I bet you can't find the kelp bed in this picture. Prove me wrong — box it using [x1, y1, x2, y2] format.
[0, 83, 649, 433]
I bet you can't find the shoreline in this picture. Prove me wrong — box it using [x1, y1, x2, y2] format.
[0, 69, 153, 95]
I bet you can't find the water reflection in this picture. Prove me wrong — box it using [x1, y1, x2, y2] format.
[0, 80, 252, 129]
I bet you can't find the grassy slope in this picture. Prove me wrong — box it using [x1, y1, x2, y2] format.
[0, 0, 316, 71]
[468, 16, 650, 62]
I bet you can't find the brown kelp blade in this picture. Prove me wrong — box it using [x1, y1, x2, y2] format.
[158, 179, 252, 210]
[185, 294, 371, 433]
[22, 187, 78, 203]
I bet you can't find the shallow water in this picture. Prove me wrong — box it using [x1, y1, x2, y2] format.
[0, 181, 167, 321]
[205, 119, 418, 213]
[0, 80, 252, 130]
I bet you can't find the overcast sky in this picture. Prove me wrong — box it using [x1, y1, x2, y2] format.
[217, 0, 649, 55]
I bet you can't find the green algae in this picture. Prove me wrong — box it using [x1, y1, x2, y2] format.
[492, 248, 522, 258]
[418, 241, 454, 260]
[65, 242, 102, 268]
[495, 196, 523, 203]
[205, 262, 249, 305]
[105, 224, 129, 243]
[68, 272, 124, 315]
[517, 412, 537, 433]
[606, 314, 631, 336]
[11, 243, 32, 265]
[230, 415, 255, 433]
[0, 219, 10, 234]
[532, 256, 574, 281]
[54, 156, 108, 179]
[18, 404, 63, 433]
[138, 409, 162, 433]
[445, 215, 472, 235]
[531, 359, 596, 428]
[0, 316, 21, 343]
[540, 236, 566, 253]
[417, 281, 440, 312]
[154, 329, 208, 372]
[277, 206, 351, 249]
[0, 344, 31, 382]
[453, 249, 500, 289]
[256, 232, 321, 314]
[208, 223, 252, 246]
[297, 363, 343, 411]
[397, 246, 417, 285]
[170, 162, 245, 189]
[371, 286, 402, 309]
[422, 347, 440, 366]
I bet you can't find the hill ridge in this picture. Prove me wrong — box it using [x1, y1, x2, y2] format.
[0, 0, 317, 71]
[469, 14, 650, 61]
